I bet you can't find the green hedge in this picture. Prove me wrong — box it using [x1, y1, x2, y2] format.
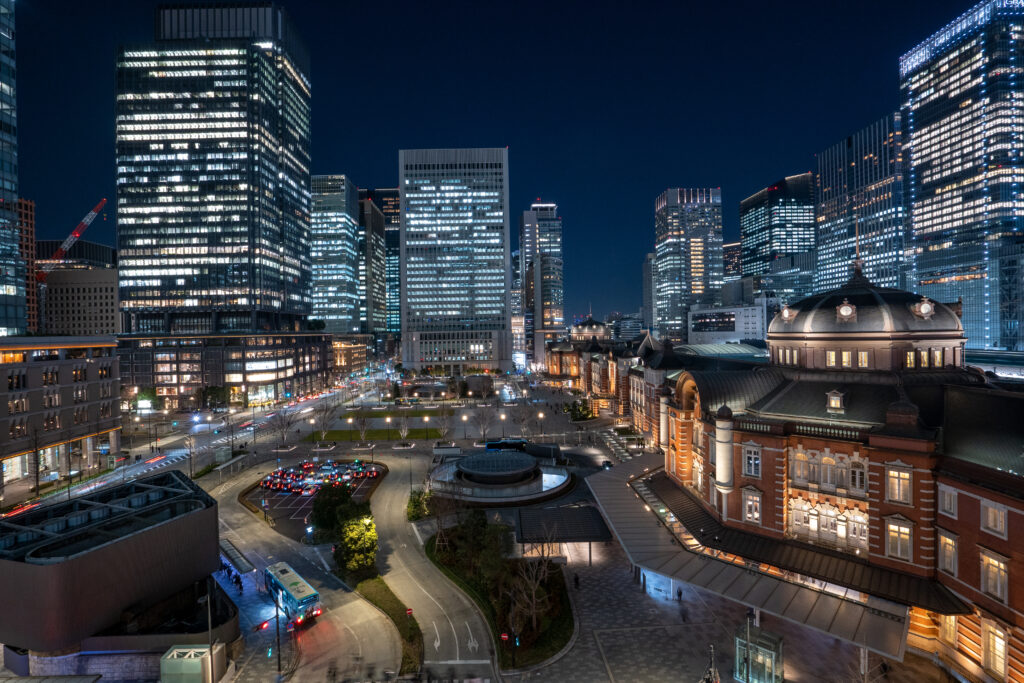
[356, 577, 423, 674]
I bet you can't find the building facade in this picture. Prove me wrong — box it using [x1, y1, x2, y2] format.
[117, 332, 331, 409]
[16, 199, 36, 333]
[901, 0, 1024, 350]
[815, 113, 905, 291]
[722, 240, 741, 283]
[358, 197, 387, 334]
[0, 0, 22, 337]
[332, 336, 368, 380]
[641, 252, 655, 332]
[687, 299, 769, 345]
[654, 188, 723, 341]
[43, 268, 120, 336]
[311, 174, 360, 334]
[739, 173, 815, 278]
[1, 336, 121, 491]
[399, 148, 512, 373]
[36, 239, 117, 270]
[519, 202, 565, 366]
[360, 188, 401, 335]
[116, 4, 311, 335]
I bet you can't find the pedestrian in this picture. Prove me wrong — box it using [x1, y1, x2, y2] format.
[677, 587, 682, 602]
[573, 574, 580, 590]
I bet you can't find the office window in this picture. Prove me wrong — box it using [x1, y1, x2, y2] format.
[743, 446, 761, 478]
[981, 501, 1007, 539]
[980, 550, 1008, 603]
[940, 615, 956, 645]
[905, 351, 915, 369]
[938, 531, 957, 576]
[938, 485, 957, 518]
[886, 521, 912, 560]
[886, 468, 911, 504]
[983, 622, 1007, 678]
[743, 490, 761, 524]
[857, 350, 869, 368]
[826, 350, 836, 367]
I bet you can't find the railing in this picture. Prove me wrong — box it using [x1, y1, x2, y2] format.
[790, 423, 867, 442]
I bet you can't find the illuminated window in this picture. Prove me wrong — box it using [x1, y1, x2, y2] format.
[826, 350, 837, 367]
[827, 390, 844, 413]
[940, 615, 956, 645]
[857, 351, 869, 368]
[743, 490, 761, 524]
[981, 500, 1007, 539]
[886, 520, 912, 560]
[841, 350, 852, 368]
[980, 551, 1008, 603]
[743, 446, 761, 477]
[791, 453, 808, 483]
[933, 349, 943, 367]
[919, 350, 930, 368]
[905, 351, 915, 369]
[938, 530, 957, 576]
[983, 622, 1007, 677]
[887, 468, 911, 504]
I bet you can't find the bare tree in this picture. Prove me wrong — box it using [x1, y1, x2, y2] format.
[397, 415, 410, 443]
[313, 400, 339, 442]
[436, 406, 454, 443]
[355, 414, 369, 444]
[512, 401, 532, 438]
[512, 523, 556, 631]
[267, 410, 298, 447]
[472, 403, 498, 443]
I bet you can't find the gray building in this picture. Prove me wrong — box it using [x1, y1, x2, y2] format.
[116, 4, 311, 335]
[519, 202, 564, 365]
[641, 252, 655, 331]
[36, 239, 117, 270]
[42, 267, 121, 336]
[400, 148, 512, 373]
[901, 0, 1024, 350]
[0, 336, 121, 493]
[311, 175, 360, 334]
[654, 188, 723, 341]
[361, 188, 401, 335]
[0, 0, 22, 336]
[739, 173, 815, 277]
[815, 113, 905, 292]
[358, 198, 387, 334]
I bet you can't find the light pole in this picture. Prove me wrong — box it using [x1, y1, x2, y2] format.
[347, 416, 353, 442]
[386, 416, 391, 441]
[538, 411, 545, 439]
[198, 578, 213, 683]
[500, 412, 506, 438]
[228, 408, 236, 454]
[462, 414, 468, 440]
[422, 415, 430, 441]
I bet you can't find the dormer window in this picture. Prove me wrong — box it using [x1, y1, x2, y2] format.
[780, 306, 797, 324]
[827, 390, 845, 414]
[836, 299, 857, 323]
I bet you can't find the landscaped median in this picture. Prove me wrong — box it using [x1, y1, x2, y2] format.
[355, 577, 424, 675]
[424, 511, 574, 670]
[303, 428, 442, 442]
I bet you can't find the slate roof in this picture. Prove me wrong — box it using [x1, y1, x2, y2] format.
[646, 473, 970, 615]
[685, 368, 785, 415]
[516, 505, 612, 544]
[675, 343, 769, 359]
[747, 380, 898, 426]
[942, 385, 1024, 477]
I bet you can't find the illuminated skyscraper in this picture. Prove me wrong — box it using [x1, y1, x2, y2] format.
[815, 113, 905, 292]
[519, 201, 564, 364]
[0, 0, 22, 336]
[116, 4, 311, 334]
[358, 198, 387, 334]
[739, 173, 815, 277]
[654, 188, 723, 340]
[361, 187, 401, 334]
[723, 241, 742, 283]
[312, 175, 360, 334]
[399, 148, 512, 373]
[901, 0, 1024, 349]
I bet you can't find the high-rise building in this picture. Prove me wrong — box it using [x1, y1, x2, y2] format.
[723, 241, 742, 283]
[36, 240, 117, 270]
[815, 113, 905, 292]
[42, 267, 120, 336]
[654, 188, 723, 341]
[901, 1, 1024, 350]
[519, 201, 564, 364]
[361, 187, 402, 335]
[311, 175, 360, 334]
[399, 148, 512, 373]
[0, 1, 22, 336]
[739, 173, 815, 277]
[358, 198, 387, 334]
[641, 252, 655, 331]
[510, 248, 526, 366]
[16, 199, 36, 333]
[116, 4, 311, 334]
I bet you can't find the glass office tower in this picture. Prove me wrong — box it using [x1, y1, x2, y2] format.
[399, 148, 512, 373]
[519, 201, 564, 364]
[116, 4, 311, 334]
[654, 188, 723, 341]
[311, 175, 360, 334]
[739, 173, 815, 278]
[0, 0, 22, 336]
[358, 197, 387, 334]
[723, 241, 742, 283]
[901, 0, 1024, 349]
[361, 187, 401, 334]
[815, 113, 905, 292]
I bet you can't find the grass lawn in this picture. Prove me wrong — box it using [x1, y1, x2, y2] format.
[304, 428, 443, 442]
[356, 577, 424, 674]
[343, 407, 452, 418]
[614, 426, 638, 436]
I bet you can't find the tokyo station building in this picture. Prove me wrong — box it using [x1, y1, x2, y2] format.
[586, 267, 1024, 682]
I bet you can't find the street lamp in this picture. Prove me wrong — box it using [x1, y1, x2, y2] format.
[423, 415, 430, 441]
[347, 416, 353, 442]
[500, 412, 506, 438]
[462, 414, 468, 440]
[386, 416, 391, 441]
[538, 411, 545, 438]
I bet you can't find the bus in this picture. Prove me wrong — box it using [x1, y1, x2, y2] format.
[264, 562, 322, 624]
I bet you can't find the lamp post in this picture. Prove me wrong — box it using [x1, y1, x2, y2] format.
[462, 414, 468, 440]
[386, 416, 391, 441]
[423, 415, 430, 441]
[538, 411, 545, 438]
[347, 416, 353, 442]
[500, 413, 506, 438]
[228, 408, 236, 454]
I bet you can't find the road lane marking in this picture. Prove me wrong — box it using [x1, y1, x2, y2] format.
[424, 659, 492, 665]
[410, 522, 424, 545]
[467, 622, 478, 653]
[433, 621, 441, 652]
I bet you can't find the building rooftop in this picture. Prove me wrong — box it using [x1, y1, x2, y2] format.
[675, 343, 769, 359]
[0, 471, 214, 563]
[0, 335, 116, 349]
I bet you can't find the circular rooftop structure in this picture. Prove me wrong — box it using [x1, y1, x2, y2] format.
[457, 450, 539, 485]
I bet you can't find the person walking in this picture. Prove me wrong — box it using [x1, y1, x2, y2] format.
[573, 574, 580, 590]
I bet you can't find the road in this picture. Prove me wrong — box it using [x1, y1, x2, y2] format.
[372, 449, 497, 682]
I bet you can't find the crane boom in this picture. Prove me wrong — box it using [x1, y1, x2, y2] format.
[36, 198, 107, 282]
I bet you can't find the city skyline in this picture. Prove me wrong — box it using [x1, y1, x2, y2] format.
[16, 0, 978, 320]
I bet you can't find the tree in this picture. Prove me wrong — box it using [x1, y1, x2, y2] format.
[511, 523, 556, 632]
[355, 414, 369, 444]
[472, 403, 498, 443]
[334, 516, 378, 581]
[199, 385, 230, 410]
[267, 410, 298, 447]
[313, 400, 340, 442]
[311, 483, 367, 532]
[397, 415, 410, 442]
[512, 401, 532, 438]
[436, 406, 454, 443]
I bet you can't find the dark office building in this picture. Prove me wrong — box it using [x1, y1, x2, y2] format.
[358, 198, 387, 334]
[0, 0, 22, 336]
[739, 173, 815, 277]
[723, 241, 741, 283]
[116, 4, 312, 335]
[36, 239, 117, 270]
[361, 188, 401, 334]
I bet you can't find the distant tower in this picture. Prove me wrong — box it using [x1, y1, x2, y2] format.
[312, 175, 360, 334]
[519, 201, 564, 365]
[641, 252, 655, 331]
[739, 173, 815, 278]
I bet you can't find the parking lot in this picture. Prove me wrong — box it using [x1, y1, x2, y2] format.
[245, 459, 386, 541]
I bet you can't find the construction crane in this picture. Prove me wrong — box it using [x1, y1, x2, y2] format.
[36, 198, 108, 282]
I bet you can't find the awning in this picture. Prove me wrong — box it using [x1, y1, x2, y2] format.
[586, 454, 910, 660]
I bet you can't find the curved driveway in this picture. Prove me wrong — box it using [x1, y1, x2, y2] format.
[372, 450, 497, 682]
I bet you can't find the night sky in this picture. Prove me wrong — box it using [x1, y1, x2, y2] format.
[19, 0, 971, 321]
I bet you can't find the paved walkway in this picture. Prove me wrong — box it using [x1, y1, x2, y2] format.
[506, 538, 954, 683]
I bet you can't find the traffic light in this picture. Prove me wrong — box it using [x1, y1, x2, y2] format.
[172, 421, 178, 427]
[259, 620, 271, 630]
[515, 636, 520, 647]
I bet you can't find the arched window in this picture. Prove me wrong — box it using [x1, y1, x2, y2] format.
[807, 455, 820, 484]
[821, 457, 836, 490]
